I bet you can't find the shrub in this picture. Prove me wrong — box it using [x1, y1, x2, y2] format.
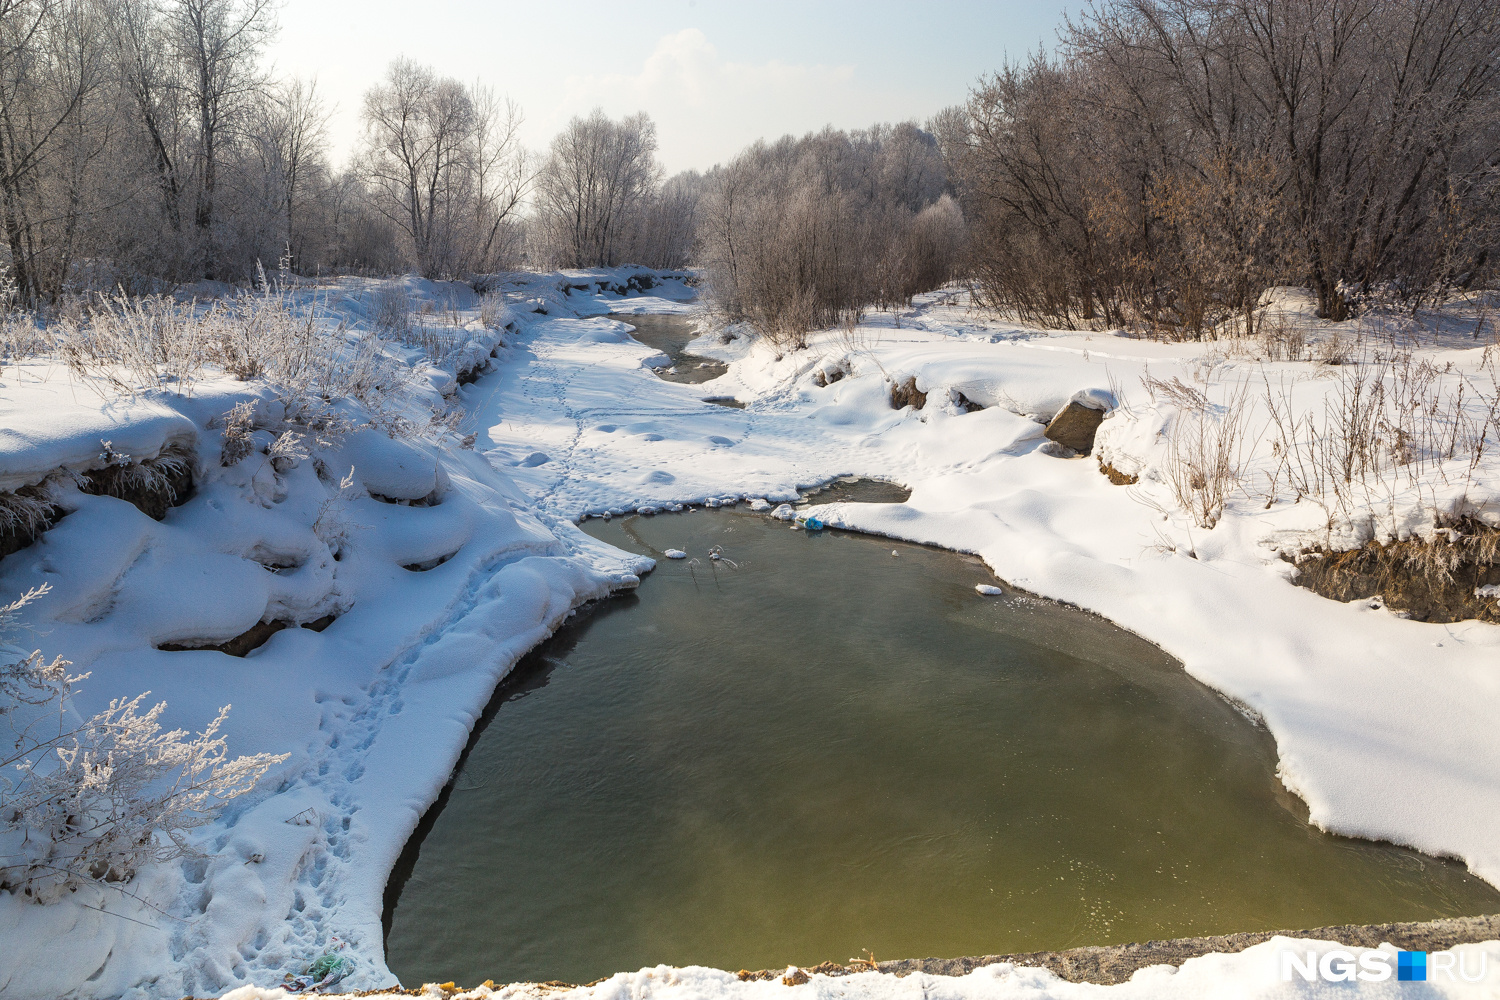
[1, 586, 286, 901]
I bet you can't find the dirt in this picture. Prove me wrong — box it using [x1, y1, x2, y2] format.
[1098, 460, 1139, 485]
[1290, 516, 1500, 623]
[158, 613, 336, 657]
[736, 912, 1500, 986]
[889, 376, 927, 410]
[1, 450, 196, 564]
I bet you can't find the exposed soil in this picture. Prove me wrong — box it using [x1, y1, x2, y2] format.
[158, 613, 336, 657]
[1290, 516, 1500, 623]
[79, 452, 194, 520]
[1098, 460, 1139, 485]
[889, 376, 927, 410]
[0, 450, 196, 564]
[732, 912, 1500, 986]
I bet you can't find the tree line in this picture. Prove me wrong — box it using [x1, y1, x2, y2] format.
[944, 0, 1500, 334]
[5, 0, 1496, 341]
[0, 0, 698, 308]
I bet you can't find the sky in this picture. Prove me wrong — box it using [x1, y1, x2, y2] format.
[265, 0, 1075, 176]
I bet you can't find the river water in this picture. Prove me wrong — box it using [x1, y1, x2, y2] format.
[384, 504, 1499, 986]
[613, 313, 728, 385]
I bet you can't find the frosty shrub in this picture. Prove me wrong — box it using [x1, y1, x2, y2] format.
[0, 587, 287, 901]
[479, 292, 507, 330]
[698, 123, 962, 350]
[54, 287, 322, 395]
[219, 401, 258, 467]
[1259, 352, 1500, 518]
[0, 482, 60, 541]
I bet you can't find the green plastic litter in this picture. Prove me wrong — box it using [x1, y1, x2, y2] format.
[307, 953, 353, 980]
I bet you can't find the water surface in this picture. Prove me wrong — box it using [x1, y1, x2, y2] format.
[614, 313, 728, 384]
[385, 510, 1499, 986]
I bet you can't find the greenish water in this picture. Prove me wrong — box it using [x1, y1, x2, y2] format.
[613, 313, 729, 384]
[384, 509, 1499, 987]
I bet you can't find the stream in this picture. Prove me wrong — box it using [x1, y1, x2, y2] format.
[384, 501, 1499, 986]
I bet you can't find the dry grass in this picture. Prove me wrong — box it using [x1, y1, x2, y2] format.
[1162, 378, 1252, 528]
[1260, 351, 1500, 517]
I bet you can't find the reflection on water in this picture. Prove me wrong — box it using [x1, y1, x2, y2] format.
[385, 510, 1500, 987]
[613, 313, 728, 385]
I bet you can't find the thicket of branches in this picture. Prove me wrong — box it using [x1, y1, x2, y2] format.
[698, 123, 965, 348]
[528, 109, 698, 270]
[947, 0, 1500, 336]
[0, 0, 380, 302]
[0, 0, 708, 303]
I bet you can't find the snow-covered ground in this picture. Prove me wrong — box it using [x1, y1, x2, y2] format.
[1, 270, 1498, 998]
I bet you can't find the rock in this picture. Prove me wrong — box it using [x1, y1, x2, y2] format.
[975, 584, 1004, 596]
[770, 504, 796, 520]
[1044, 400, 1107, 453]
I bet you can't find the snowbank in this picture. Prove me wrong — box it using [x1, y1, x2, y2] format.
[216, 936, 1500, 999]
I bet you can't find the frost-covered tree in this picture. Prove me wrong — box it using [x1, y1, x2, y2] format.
[531, 108, 663, 269]
[697, 123, 963, 348]
[357, 58, 530, 278]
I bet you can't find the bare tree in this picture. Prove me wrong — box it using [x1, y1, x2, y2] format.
[163, 0, 275, 277]
[0, 0, 112, 306]
[359, 58, 482, 277]
[957, 0, 1500, 333]
[532, 108, 662, 268]
[466, 82, 529, 272]
[253, 74, 329, 267]
[698, 123, 962, 348]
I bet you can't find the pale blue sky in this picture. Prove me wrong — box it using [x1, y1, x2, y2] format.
[267, 1, 1076, 174]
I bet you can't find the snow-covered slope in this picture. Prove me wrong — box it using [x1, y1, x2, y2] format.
[0, 273, 677, 998]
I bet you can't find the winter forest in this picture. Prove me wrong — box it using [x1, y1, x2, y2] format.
[4, 1, 1500, 998]
[3, 0, 1496, 330]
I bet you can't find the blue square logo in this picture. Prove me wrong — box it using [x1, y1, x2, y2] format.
[1398, 951, 1427, 982]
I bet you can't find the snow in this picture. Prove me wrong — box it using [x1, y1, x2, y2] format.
[214, 936, 1500, 998]
[2, 269, 1499, 999]
[975, 584, 1004, 596]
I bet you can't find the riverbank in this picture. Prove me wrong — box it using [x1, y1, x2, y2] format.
[212, 912, 1500, 998]
[1, 270, 1498, 997]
